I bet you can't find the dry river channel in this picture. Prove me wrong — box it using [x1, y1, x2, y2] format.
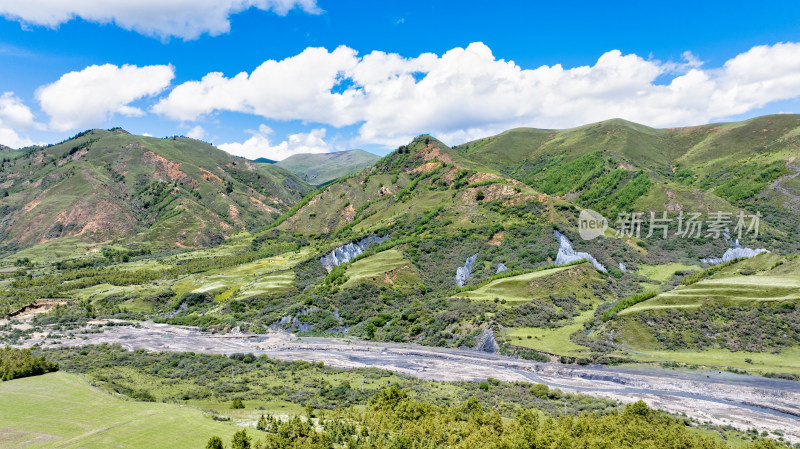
[16, 320, 800, 438]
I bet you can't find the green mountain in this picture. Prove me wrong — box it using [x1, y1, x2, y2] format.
[2, 116, 799, 378]
[276, 149, 380, 185]
[0, 128, 313, 252]
[454, 115, 800, 248]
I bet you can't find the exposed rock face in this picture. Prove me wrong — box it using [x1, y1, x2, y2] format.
[277, 307, 347, 333]
[701, 239, 769, 265]
[618, 262, 627, 272]
[165, 302, 187, 318]
[553, 230, 607, 273]
[320, 235, 389, 272]
[456, 253, 479, 287]
[496, 262, 508, 274]
[473, 328, 499, 353]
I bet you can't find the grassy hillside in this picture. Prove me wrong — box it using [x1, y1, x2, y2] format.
[0, 129, 313, 252]
[0, 372, 245, 449]
[276, 149, 380, 185]
[2, 116, 800, 376]
[603, 253, 800, 375]
[455, 114, 800, 251]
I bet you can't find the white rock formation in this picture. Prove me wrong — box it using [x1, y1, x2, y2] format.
[456, 253, 479, 287]
[554, 230, 607, 273]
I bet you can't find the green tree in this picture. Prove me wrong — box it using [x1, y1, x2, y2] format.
[305, 402, 314, 418]
[206, 436, 224, 449]
[529, 383, 549, 399]
[256, 414, 267, 431]
[231, 429, 250, 449]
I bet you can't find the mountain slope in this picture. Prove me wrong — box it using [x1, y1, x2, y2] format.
[0, 129, 313, 252]
[276, 149, 380, 185]
[2, 117, 799, 376]
[454, 114, 800, 251]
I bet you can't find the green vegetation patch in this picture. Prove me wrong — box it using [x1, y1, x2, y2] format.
[636, 263, 701, 282]
[0, 372, 243, 449]
[342, 249, 420, 288]
[504, 309, 596, 357]
[460, 265, 574, 303]
[0, 346, 58, 381]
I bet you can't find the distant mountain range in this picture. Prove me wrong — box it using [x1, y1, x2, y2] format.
[275, 149, 380, 186]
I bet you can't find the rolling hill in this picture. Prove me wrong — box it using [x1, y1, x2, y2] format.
[0, 128, 313, 253]
[275, 149, 380, 185]
[2, 116, 800, 377]
[454, 114, 800, 250]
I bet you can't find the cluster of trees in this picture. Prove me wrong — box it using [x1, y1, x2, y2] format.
[0, 346, 58, 381]
[518, 150, 651, 218]
[204, 387, 782, 449]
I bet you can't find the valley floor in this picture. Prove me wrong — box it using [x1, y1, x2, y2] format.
[17, 320, 800, 436]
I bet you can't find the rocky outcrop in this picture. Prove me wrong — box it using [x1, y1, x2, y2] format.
[473, 328, 499, 353]
[553, 230, 607, 273]
[165, 302, 188, 318]
[276, 307, 347, 333]
[496, 262, 508, 274]
[320, 235, 389, 272]
[701, 239, 769, 265]
[456, 253, 478, 287]
[618, 262, 627, 272]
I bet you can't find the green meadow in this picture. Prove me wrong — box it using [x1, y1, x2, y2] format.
[0, 372, 244, 449]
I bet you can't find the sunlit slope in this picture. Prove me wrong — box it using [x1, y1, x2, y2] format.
[0, 128, 312, 251]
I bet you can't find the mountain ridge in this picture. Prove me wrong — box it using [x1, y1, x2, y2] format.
[275, 149, 381, 186]
[0, 129, 313, 252]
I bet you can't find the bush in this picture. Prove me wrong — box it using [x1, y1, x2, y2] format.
[0, 347, 58, 381]
[529, 383, 549, 399]
[231, 398, 245, 409]
[206, 436, 224, 449]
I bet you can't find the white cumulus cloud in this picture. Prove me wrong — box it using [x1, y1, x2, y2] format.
[37, 63, 175, 132]
[0, 0, 321, 40]
[153, 41, 800, 147]
[0, 92, 38, 148]
[152, 46, 364, 126]
[186, 125, 205, 140]
[218, 125, 329, 160]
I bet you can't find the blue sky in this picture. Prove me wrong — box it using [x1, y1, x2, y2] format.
[1, 0, 800, 159]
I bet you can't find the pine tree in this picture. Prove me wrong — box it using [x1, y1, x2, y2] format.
[256, 414, 267, 431]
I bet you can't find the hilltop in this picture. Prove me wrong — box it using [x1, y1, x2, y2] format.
[0, 129, 313, 252]
[455, 114, 800, 248]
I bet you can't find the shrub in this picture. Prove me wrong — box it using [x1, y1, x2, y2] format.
[206, 436, 224, 449]
[231, 429, 251, 449]
[0, 347, 58, 381]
